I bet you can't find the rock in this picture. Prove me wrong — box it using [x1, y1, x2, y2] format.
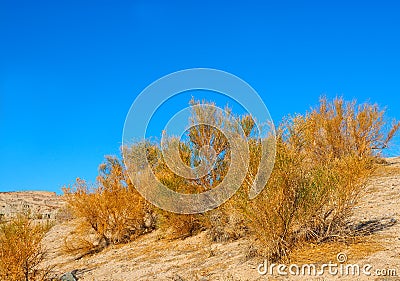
[144, 212, 156, 229]
[60, 270, 78, 281]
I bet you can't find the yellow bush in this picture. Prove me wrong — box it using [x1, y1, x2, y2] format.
[240, 97, 399, 261]
[0, 214, 52, 281]
[63, 156, 155, 255]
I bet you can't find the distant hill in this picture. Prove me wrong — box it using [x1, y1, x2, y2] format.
[0, 191, 64, 220]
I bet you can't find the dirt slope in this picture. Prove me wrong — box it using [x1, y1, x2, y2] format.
[42, 158, 400, 281]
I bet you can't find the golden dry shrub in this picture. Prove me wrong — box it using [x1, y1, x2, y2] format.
[64, 97, 399, 261]
[207, 121, 264, 242]
[240, 97, 399, 261]
[63, 155, 155, 255]
[132, 99, 253, 239]
[122, 140, 207, 239]
[0, 214, 52, 281]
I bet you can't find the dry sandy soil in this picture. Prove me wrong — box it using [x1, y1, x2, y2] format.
[42, 158, 400, 281]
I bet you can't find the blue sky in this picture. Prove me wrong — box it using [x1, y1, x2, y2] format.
[1, 0, 399, 193]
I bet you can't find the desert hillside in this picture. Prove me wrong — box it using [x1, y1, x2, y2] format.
[39, 157, 400, 281]
[0, 191, 64, 221]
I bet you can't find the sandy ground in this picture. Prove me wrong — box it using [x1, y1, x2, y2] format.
[42, 158, 400, 281]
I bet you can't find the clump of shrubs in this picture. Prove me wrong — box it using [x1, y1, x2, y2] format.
[63, 97, 399, 262]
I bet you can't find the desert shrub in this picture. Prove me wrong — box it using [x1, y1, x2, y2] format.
[292, 97, 400, 159]
[65, 97, 399, 261]
[54, 205, 74, 223]
[160, 212, 208, 239]
[63, 155, 155, 255]
[240, 97, 399, 261]
[141, 97, 398, 257]
[0, 214, 53, 281]
[209, 125, 267, 242]
[122, 141, 207, 239]
[125, 99, 256, 239]
[207, 207, 248, 242]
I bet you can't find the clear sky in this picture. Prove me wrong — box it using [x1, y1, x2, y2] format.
[1, 0, 399, 193]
